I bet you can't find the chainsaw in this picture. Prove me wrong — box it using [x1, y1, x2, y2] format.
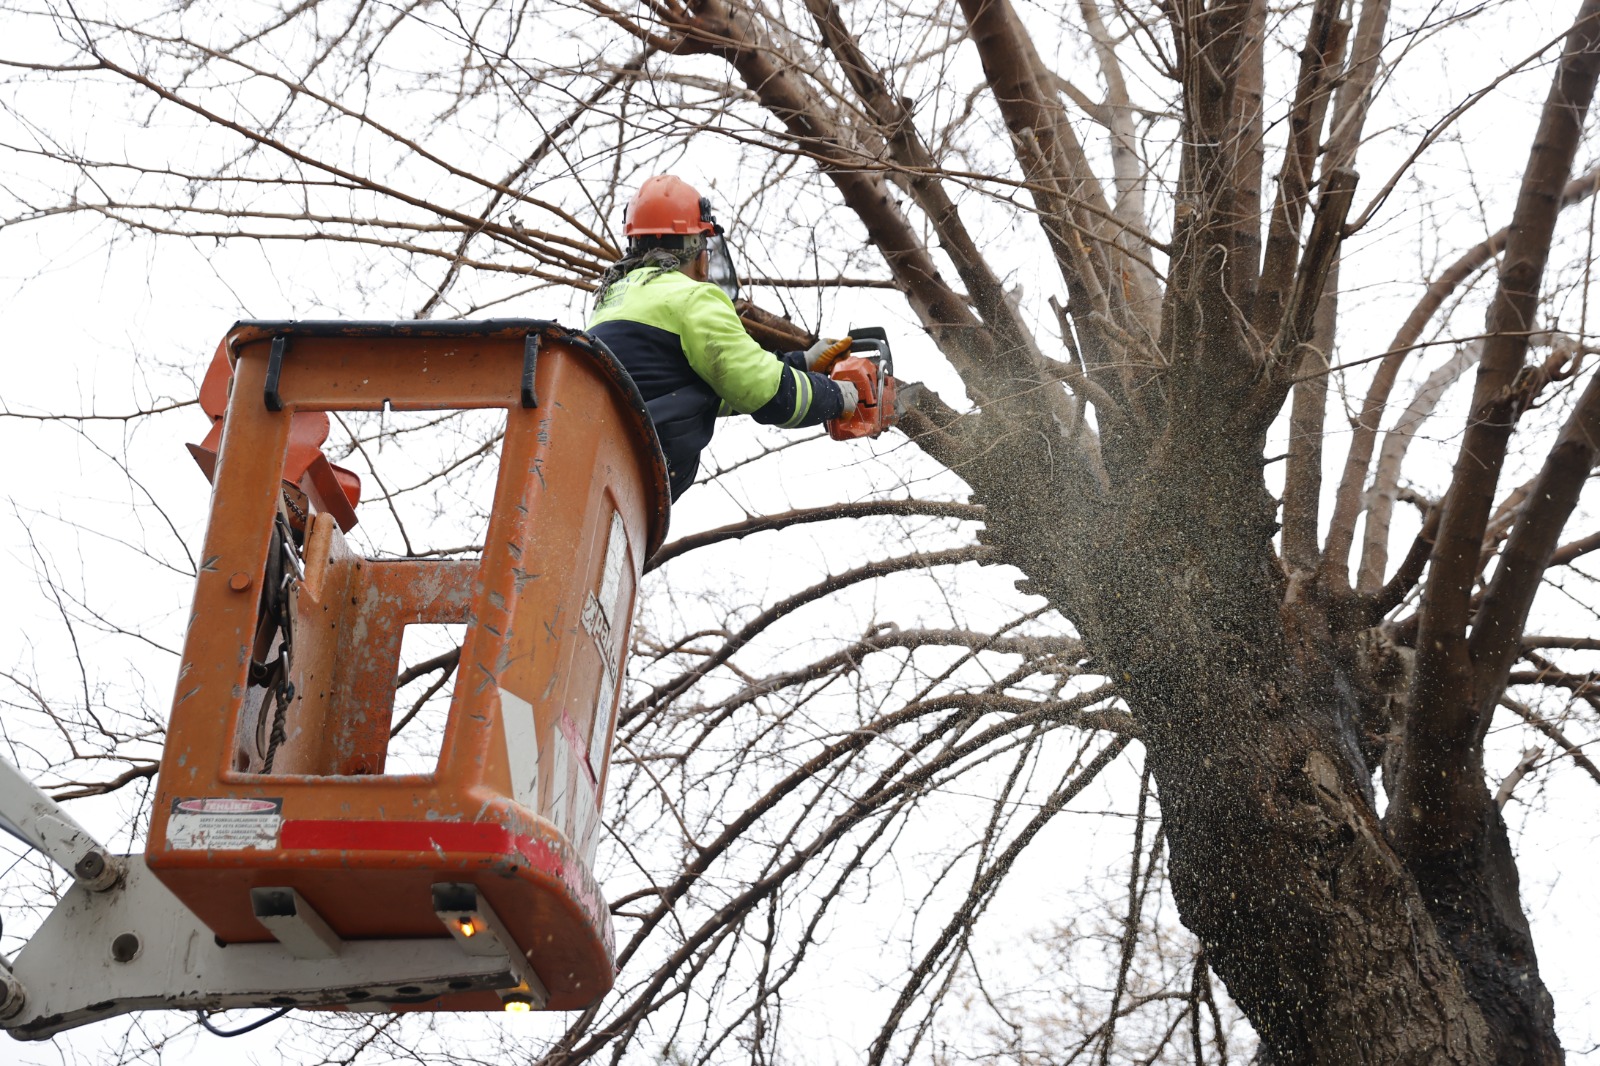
[813, 326, 898, 440]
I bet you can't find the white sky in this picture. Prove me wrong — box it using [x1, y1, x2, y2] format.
[0, 0, 1598, 1062]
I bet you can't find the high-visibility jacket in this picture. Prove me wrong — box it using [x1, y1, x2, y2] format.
[589, 267, 845, 500]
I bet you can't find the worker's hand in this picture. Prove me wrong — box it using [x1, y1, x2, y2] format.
[836, 380, 860, 416]
[805, 336, 853, 373]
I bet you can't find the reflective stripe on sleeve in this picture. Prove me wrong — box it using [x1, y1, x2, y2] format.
[783, 367, 812, 428]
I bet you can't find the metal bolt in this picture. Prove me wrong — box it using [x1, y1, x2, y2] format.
[229, 572, 252, 591]
[0, 974, 24, 1020]
[73, 852, 105, 882]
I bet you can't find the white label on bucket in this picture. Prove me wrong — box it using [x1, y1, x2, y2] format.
[167, 797, 282, 850]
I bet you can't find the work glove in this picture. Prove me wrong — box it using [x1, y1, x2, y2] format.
[836, 380, 860, 417]
[804, 337, 853, 373]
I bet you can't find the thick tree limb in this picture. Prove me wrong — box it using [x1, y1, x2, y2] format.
[1220, 0, 1265, 312]
[1074, 0, 1164, 339]
[1250, 0, 1347, 344]
[1468, 369, 1600, 691]
[1388, 5, 1600, 1057]
[1281, 260, 1338, 571]
[1352, 344, 1482, 590]
[675, 0, 1004, 398]
[734, 300, 812, 352]
[1323, 0, 1391, 174]
[803, 0, 1047, 379]
[1160, 0, 1258, 401]
[957, 0, 1129, 384]
[1270, 167, 1358, 381]
[1399, 0, 1600, 850]
[1264, 168, 1358, 564]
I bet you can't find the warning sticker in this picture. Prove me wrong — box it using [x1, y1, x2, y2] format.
[167, 797, 283, 851]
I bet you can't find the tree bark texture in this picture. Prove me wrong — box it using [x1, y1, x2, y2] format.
[965, 379, 1494, 1063]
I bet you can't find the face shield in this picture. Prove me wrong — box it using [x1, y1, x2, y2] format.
[705, 233, 741, 301]
[699, 196, 741, 302]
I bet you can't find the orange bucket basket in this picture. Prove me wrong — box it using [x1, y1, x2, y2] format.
[145, 320, 669, 1012]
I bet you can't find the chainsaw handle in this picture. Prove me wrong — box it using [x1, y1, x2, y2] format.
[824, 326, 896, 441]
[848, 335, 892, 381]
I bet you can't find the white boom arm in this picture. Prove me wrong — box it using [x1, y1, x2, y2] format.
[0, 756, 547, 1040]
[0, 757, 121, 891]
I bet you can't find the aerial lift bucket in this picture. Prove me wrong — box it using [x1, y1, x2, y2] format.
[137, 320, 670, 1014]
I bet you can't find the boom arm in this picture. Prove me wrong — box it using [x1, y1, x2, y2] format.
[0, 757, 121, 891]
[0, 756, 546, 1039]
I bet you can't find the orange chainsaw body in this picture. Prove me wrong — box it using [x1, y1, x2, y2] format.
[826, 328, 898, 440]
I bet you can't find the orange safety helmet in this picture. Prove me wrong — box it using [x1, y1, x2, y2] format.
[624, 175, 719, 237]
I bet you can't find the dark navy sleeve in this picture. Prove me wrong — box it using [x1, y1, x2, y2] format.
[750, 362, 846, 428]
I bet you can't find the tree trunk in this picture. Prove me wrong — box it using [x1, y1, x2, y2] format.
[954, 420, 1491, 1061]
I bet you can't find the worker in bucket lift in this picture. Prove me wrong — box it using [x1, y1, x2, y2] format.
[589, 175, 857, 500]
